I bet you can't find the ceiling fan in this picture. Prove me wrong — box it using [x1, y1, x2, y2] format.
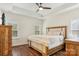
[36, 3, 51, 12]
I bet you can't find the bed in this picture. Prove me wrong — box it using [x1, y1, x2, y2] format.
[28, 26, 67, 56]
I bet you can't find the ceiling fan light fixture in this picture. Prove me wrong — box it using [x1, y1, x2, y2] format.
[39, 7, 43, 10]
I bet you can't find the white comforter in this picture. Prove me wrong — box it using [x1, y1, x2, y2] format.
[28, 35, 64, 49]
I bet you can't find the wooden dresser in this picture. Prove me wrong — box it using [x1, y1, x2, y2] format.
[65, 39, 79, 56]
[0, 25, 12, 56]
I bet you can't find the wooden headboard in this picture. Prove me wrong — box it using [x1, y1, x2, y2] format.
[47, 26, 67, 39]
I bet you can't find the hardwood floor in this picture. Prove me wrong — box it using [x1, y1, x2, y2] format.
[12, 44, 65, 56]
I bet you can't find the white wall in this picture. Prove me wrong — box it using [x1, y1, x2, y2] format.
[43, 7, 79, 38]
[4, 11, 43, 46]
[2, 7, 79, 46]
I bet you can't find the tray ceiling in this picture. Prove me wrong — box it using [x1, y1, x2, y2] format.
[0, 3, 78, 19]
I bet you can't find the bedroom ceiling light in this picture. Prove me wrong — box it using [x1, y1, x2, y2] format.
[39, 7, 43, 10]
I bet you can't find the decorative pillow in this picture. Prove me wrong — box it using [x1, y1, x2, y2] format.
[47, 29, 62, 35]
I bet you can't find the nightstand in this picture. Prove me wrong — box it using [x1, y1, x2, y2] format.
[65, 39, 79, 56]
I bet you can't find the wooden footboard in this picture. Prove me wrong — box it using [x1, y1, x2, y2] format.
[28, 40, 64, 56]
[28, 40, 48, 56]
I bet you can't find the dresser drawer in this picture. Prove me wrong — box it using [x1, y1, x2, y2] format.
[66, 40, 79, 56]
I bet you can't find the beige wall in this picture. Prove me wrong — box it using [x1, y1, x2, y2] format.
[43, 7, 79, 38]
[4, 11, 43, 46]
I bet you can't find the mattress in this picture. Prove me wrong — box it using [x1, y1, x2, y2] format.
[28, 35, 64, 49]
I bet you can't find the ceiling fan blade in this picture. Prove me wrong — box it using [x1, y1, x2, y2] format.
[36, 9, 39, 12]
[42, 7, 51, 9]
[36, 3, 40, 7]
[40, 3, 42, 6]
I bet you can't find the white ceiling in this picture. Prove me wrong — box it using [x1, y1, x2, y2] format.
[12, 3, 64, 16]
[0, 3, 78, 19]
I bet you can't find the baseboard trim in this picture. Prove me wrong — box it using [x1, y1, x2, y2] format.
[12, 44, 28, 48]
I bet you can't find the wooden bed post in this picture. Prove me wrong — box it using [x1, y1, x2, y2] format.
[42, 47, 48, 56]
[65, 26, 67, 39]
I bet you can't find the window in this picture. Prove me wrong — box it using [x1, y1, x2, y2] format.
[71, 19, 79, 30]
[34, 25, 42, 35]
[8, 23, 18, 37]
[12, 24, 18, 37]
[71, 19, 79, 38]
